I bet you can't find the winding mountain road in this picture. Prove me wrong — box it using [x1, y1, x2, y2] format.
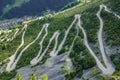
[96, 4, 115, 74]
[76, 4, 118, 75]
[30, 24, 49, 64]
[54, 15, 78, 56]
[6, 24, 48, 71]
[77, 14, 107, 74]
[5, 4, 120, 75]
[10, 28, 19, 41]
[49, 32, 60, 57]
[6, 24, 27, 72]
[31, 31, 60, 65]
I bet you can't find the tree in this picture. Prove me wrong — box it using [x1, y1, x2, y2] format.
[30, 74, 37, 80]
[17, 74, 22, 80]
[42, 74, 48, 80]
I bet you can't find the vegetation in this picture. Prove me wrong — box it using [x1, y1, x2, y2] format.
[0, 71, 16, 80]
[17, 74, 22, 80]
[0, 0, 120, 80]
[41, 74, 48, 80]
[0, 25, 23, 61]
[108, 0, 120, 13]
[101, 8, 120, 46]
[111, 53, 120, 76]
[69, 37, 96, 78]
[16, 74, 48, 80]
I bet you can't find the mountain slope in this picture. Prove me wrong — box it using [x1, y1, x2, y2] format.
[0, 0, 120, 80]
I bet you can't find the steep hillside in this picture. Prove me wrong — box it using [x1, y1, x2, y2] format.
[0, 0, 120, 80]
[0, 0, 75, 19]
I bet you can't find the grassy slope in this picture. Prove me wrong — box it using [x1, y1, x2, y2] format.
[1, 0, 120, 79]
[0, 0, 108, 65]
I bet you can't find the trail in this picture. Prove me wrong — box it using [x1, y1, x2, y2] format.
[96, 5, 115, 74]
[30, 25, 49, 64]
[76, 4, 118, 75]
[6, 24, 48, 71]
[77, 14, 114, 75]
[5, 4, 119, 74]
[30, 31, 60, 65]
[0, 30, 12, 42]
[49, 32, 60, 57]
[6, 24, 27, 72]
[101, 4, 120, 19]
[7, 28, 19, 41]
[10, 28, 19, 41]
[54, 15, 78, 56]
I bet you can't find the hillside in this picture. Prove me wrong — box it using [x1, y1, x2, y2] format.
[0, 0, 120, 80]
[0, 0, 75, 19]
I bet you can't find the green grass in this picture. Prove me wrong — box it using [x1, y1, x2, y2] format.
[1, 0, 120, 79]
[0, 25, 23, 61]
[15, 0, 109, 69]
